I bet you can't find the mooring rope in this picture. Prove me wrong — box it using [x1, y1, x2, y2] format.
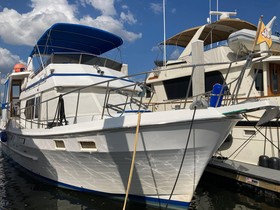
[122, 112, 142, 210]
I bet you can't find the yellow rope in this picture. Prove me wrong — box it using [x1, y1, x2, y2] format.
[122, 112, 142, 210]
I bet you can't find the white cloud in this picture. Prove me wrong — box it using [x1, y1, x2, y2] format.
[0, 0, 77, 46]
[80, 0, 116, 16]
[0, 48, 24, 74]
[120, 11, 137, 25]
[80, 15, 142, 42]
[0, 0, 142, 69]
[122, 5, 129, 10]
[0, 0, 140, 47]
[150, 3, 162, 15]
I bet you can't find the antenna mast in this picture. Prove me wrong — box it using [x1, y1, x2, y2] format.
[163, 0, 167, 68]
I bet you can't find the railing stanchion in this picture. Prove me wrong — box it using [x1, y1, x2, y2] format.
[101, 82, 110, 119]
[74, 90, 80, 124]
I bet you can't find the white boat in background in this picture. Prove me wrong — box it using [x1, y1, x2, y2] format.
[0, 23, 277, 209]
[145, 11, 280, 194]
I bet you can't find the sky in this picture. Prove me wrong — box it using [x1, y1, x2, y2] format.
[0, 0, 279, 77]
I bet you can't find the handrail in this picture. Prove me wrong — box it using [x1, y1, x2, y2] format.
[9, 50, 271, 129]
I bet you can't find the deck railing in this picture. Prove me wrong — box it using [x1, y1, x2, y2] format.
[8, 51, 270, 129]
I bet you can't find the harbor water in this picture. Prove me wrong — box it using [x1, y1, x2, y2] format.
[0, 146, 279, 210]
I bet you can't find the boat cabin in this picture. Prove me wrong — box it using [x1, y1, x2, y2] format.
[1, 23, 142, 130]
[145, 17, 280, 110]
[2, 64, 31, 121]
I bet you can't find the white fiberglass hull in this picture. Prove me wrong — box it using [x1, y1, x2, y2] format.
[2, 109, 239, 209]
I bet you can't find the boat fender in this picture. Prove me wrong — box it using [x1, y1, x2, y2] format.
[224, 134, 233, 143]
[209, 83, 226, 107]
[1, 131, 7, 142]
[268, 157, 280, 170]
[219, 134, 233, 150]
[258, 155, 269, 168]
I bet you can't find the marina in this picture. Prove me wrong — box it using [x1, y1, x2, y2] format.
[0, 19, 278, 209]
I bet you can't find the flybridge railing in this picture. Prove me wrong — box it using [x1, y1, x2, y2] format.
[9, 51, 268, 129]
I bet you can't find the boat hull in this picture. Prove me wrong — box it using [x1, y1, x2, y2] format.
[1, 114, 238, 209]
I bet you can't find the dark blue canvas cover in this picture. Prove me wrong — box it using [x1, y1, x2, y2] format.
[30, 23, 123, 56]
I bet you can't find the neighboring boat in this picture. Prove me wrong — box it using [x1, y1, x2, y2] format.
[0, 23, 277, 209]
[228, 28, 280, 55]
[145, 12, 280, 194]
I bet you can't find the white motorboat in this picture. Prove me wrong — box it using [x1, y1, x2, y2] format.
[145, 12, 280, 194]
[0, 23, 277, 209]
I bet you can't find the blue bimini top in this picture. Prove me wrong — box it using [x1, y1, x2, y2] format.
[30, 23, 123, 57]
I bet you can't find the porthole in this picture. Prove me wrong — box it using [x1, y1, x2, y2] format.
[54, 140, 65, 149]
[80, 141, 97, 151]
[244, 130, 256, 136]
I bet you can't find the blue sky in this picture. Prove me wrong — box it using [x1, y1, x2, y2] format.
[0, 0, 279, 77]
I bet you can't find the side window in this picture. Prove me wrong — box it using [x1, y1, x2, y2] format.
[11, 80, 21, 117]
[25, 98, 34, 119]
[205, 71, 225, 92]
[35, 97, 40, 118]
[254, 69, 264, 91]
[163, 76, 193, 100]
[145, 84, 152, 98]
[2, 79, 9, 104]
[163, 71, 224, 100]
[269, 63, 280, 95]
[24, 97, 40, 119]
[272, 69, 279, 93]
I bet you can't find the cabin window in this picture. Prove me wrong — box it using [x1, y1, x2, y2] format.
[269, 63, 280, 95]
[80, 141, 97, 151]
[12, 84, 20, 98]
[272, 69, 278, 93]
[54, 140, 65, 149]
[2, 79, 9, 105]
[163, 76, 193, 100]
[145, 84, 152, 98]
[35, 97, 40, 118]
[80, 54, 122, 71]
[244, 130, 256, 136]
[163, 71, 224, 100]
[52, 54, 80, 64]
[24, 97, 41, 119]
[254, 69, 264, 91]
[11, 80, 21, 117]
[204, 71, 225, 93]
[25, 99, 34, 119]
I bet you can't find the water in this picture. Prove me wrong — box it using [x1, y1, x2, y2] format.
[0, 148, 279, 210]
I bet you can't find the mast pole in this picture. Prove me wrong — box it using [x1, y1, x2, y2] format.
[163, 0, 167, 68]
[216, 0, 219, 20]
[209, 0, 212, 23]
